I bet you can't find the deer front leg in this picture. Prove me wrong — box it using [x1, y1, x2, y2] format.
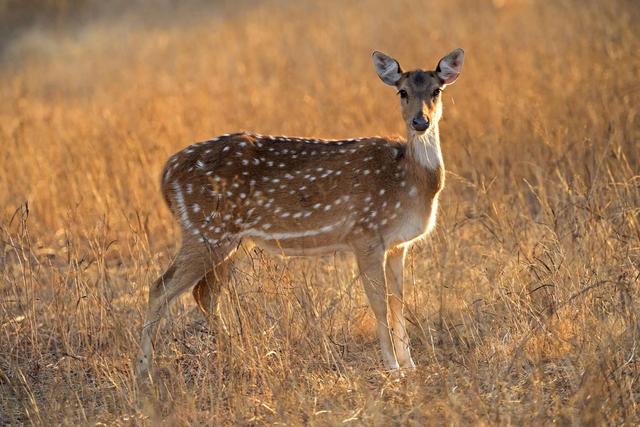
[354, 246, 399, 370]
[385, 245, 415, 369]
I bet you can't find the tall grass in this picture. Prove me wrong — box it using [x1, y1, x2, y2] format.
[1, 0, 639, 424]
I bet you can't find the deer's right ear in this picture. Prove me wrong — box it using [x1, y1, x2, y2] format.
[372, 51, 403, 86]
[436, 48, 464, 86]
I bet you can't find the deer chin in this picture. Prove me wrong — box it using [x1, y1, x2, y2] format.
[410, 122, 429, 133]
[408, 124, 433, 136]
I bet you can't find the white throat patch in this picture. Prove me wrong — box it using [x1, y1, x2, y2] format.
[411, 127, 442, 170]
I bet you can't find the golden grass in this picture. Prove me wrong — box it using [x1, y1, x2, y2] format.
[1, 0, 639, 424]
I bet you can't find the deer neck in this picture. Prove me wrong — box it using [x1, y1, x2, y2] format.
[406, 124, 443, 172]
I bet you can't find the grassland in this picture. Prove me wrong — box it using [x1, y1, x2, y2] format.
[1, 0, 639, 424]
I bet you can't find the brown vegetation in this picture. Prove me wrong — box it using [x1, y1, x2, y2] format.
[1, 0, 639, 424]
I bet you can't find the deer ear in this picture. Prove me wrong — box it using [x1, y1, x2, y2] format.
[372, 51, 403, 86]
[436, 48, 464, 86]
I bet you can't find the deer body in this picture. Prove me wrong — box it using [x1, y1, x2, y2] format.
[161, 132, 443, 256]
[137, 48, 463, 375]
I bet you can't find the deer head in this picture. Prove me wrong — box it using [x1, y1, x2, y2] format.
[372, 48, 464, 135]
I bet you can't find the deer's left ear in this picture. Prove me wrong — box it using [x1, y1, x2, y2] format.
[372, 51, 403, 86]
[436, 48, 464, 86]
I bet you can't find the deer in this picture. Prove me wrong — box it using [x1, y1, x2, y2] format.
[136, 48, 464, 376]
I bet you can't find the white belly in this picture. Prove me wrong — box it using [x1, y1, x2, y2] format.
[242, 217, 353, 257]
[251, 238, 350, 257]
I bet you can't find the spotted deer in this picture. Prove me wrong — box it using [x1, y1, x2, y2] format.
[136, 48, 464, 375]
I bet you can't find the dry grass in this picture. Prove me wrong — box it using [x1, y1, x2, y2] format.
[1, 0, 639, 424]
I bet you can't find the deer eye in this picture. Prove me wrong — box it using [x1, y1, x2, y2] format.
[397, 89, 408, 99]
[432, 88, 441, 97]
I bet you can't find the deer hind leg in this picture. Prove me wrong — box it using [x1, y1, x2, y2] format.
[136, 238, 236, 376]
[385, 245, 415, 369]
[192, 257, 233, 319]
[354, 245, 399, 370]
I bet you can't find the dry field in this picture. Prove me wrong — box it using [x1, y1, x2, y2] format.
[1, 0, 639, 424]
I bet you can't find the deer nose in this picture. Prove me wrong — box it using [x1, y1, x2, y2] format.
[411, 116, 429, 132]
